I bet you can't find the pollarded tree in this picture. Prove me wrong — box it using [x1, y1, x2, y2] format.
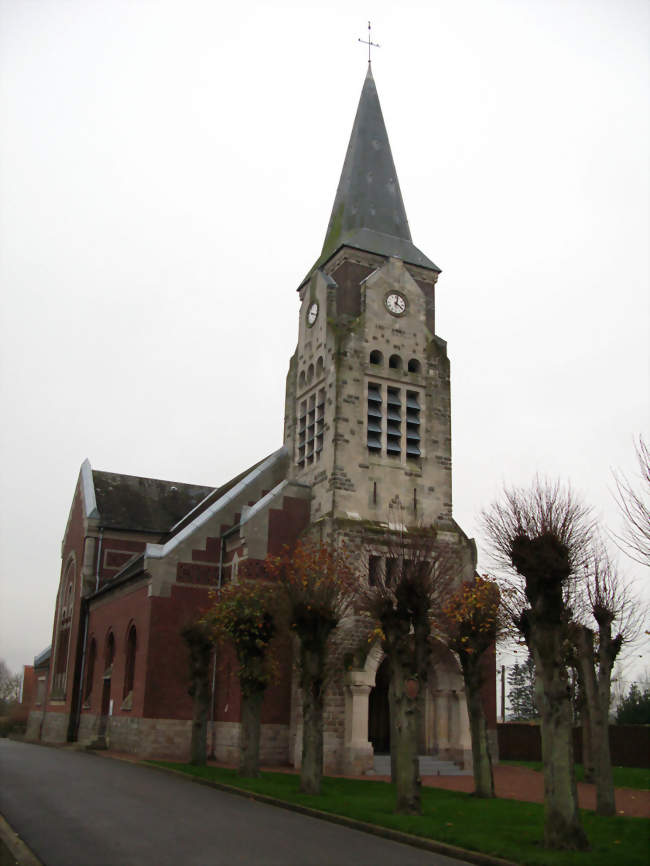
[482, 478, 592, 851]
[264, 539, 356, 795]
[181, 619, 214, 766]
[439, 575, 502, 798]
[359, 522, 459, 815]
[570, 543, 641, 815]
[205, 579, 278, 778]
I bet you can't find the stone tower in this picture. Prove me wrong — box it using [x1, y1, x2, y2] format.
[284, 67, 454, 529]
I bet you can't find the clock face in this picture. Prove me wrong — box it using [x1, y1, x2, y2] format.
[307, 302, 319, 326]
[385, 292, 407, 316]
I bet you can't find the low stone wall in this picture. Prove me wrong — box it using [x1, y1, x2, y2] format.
[25, 710, 45, 741]
[212, 721, 290, 766]
[75, 714, 291, 764]
[40, 711, 69, 743]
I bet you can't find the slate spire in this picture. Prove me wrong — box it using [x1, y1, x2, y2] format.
[306, 66, 438, 280]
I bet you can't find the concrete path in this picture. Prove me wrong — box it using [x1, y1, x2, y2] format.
[0, 740, 470, 866]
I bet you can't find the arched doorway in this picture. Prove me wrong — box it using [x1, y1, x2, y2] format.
[368, 657, 390, 753]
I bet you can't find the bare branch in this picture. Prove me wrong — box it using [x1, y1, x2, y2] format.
[610, 435, 650, 567]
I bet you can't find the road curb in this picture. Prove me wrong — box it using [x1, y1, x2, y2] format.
[0, 815, 43, 866]
[143, 762, 518, 866]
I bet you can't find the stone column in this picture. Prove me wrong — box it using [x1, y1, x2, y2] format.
[432, 689, 450, 756]
[343, 671, 374, 774]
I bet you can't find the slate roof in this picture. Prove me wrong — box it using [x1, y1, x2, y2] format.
[91, 470, 214, 533]
[303, 66, 439, 285]
[160, 452, 274, 540]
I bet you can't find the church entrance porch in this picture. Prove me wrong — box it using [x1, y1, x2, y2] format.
[343, 641, 473, 775]
[368, 657, 390, 754]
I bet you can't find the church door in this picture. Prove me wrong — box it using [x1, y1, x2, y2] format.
[368, 658, 390, 754]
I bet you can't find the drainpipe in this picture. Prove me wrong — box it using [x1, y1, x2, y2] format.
[95, 528, 104, 591]
[209, 649, 217, 759]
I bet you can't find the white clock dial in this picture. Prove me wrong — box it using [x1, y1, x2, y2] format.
[307, 302, 319, 326]
[385, 292, 407, 316]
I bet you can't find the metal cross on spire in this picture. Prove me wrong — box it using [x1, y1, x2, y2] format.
[358, 21, 380, 65]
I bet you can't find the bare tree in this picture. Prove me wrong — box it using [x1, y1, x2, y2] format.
[358, 517, 464, 815]
[482, 478, 592, 851]
[571, 543, 642, 815]
[0, 661, 21, 714]
[611, 436, 650, 567]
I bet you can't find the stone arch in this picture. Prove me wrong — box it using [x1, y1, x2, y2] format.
[343, 638, 471, 772]
[424, 639, 471, 764]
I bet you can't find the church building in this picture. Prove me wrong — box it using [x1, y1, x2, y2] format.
[27, 66, 496, 772]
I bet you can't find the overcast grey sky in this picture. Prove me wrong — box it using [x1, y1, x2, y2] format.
[1, 0, 648, 687]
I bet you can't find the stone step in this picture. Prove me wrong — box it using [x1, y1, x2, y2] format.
[371, 754, 471, 776]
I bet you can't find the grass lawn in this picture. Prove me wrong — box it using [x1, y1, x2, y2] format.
[501, 761, 650, 791]
[150, 762, 649, 866]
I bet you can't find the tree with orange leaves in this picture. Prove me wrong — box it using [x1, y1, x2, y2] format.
[439, 575, 502, 798]
[264, 539, 356, 795]
[204, 579, 278, 778]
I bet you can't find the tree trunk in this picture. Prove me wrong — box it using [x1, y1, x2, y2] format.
[184, 632, 213, 767]
[574, 625, 616, 816]
[300, 646, 325, 795]
[239, 688, 264, 777]
[388, 684, 397, 784]
[531, 626, 589, 850]
[189, 667, 210, 766]
[389, 658, 421, 815]
[462, 658, 494, 798]
[577, 680, 595, 783]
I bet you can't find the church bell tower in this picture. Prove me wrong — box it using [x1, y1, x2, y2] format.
[284, 66, 454, 528]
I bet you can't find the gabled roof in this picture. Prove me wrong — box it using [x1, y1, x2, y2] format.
[302, 66, 439, 285]
[91, 470, 214, 533]
[147, 446, 290, 559]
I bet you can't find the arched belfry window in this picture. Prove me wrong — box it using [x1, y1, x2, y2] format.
[389, 354, 402, 370]
[369, 350, 383, 365]
[123, 625, 136, 698]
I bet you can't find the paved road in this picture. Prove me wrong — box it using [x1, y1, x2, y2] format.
[0, 741, 470, 866]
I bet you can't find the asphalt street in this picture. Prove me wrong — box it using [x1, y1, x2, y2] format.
[0, 740, 471, 866]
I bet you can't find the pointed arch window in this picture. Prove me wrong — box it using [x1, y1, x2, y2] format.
[123, 626, 136, 699]
[84, 638, 96, 704]
[52, 560, 75, 697]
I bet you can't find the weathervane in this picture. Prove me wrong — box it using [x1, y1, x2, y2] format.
[358, 21, 380, 65]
